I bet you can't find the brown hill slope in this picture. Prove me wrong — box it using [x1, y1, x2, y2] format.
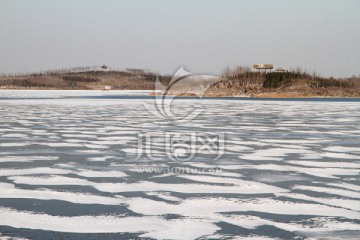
[1, 68, 359, 97]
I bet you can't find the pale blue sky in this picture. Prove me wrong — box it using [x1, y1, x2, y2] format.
[0, 0, 359, 77]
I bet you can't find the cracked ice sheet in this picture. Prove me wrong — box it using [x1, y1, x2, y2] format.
[288, 160, 360, 169]
[292, 185, 360, 199]
[0, 166, 128, 178]
[0, 183, 125, 205]
[0, 207, 219, 240]
[121, 197, 360, 220]
[7, 175, 288, 195]
[94, 180, 288, 195]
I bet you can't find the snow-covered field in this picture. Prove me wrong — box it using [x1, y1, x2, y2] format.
[0, 90, 360, 239]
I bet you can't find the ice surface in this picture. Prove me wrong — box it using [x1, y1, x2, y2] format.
[0, 90, 360, 239]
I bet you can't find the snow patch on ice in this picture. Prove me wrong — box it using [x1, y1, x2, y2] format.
[0, 156, 59, 162]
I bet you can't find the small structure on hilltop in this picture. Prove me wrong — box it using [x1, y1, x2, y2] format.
[276, 67, 287, 73]
[253, 64, 273, 73]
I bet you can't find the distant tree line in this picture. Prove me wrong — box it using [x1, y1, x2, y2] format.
[218, 66, 267, 93]
[263, 72, 296, 88]
[0, 78, 74, 89]
[309, 78, 354, 88]
[222, 66, 263, 80]
[62, 76, 100, 82]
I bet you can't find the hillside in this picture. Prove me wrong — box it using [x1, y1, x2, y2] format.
[0, 67, 168, 90]
[1, 66, 359, 97]
[207, 71, 360, 97]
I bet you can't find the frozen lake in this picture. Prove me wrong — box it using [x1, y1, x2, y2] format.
[0, 90, 360, 239]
